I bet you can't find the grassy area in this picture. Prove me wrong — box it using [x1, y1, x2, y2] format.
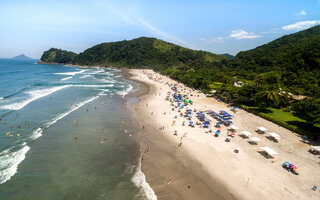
[242, 106, 320, 140]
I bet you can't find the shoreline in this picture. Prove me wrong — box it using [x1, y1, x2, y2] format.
[127, 69, 320, 200]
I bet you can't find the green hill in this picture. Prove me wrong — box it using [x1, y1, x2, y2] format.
[40, 37, 226, 69]
[220, 53, 234, 60]
[73, 37, 226, 68]
[40, 48, 77, 64]
[231, 25, 320, 97]
[235, 25, 320, 72]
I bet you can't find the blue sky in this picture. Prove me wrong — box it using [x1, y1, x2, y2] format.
[0, 0, 320, 58]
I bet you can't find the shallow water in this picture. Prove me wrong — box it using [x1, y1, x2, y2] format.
[0, 59, 153, 199]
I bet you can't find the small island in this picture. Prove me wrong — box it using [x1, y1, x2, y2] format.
[12, 54, 33, 60]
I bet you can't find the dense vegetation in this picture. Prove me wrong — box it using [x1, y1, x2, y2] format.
[40, 48, 77, 64]
[73, 37, 226, 68]
[231, 25, 320, 98]
[40, 26, 320, 140]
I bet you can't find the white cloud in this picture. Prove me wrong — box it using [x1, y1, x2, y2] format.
[229, 30, 261, 39]
[139, 18, 194, 48]
[200, 37, 225, 43]
[282, 20, 320, 31]
[297, 10, 307, 15]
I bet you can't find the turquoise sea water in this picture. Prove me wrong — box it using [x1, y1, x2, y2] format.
[0, 59, 155, 200]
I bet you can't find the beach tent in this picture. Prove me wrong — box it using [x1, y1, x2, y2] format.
[310, 146, 320, 155]
[257, 126, 267, 134]
[268, 132, 281, 142]
[240, 131, 252, 138]
[229, 125, 239, 132]
[248, 137, 261, 145]
[259, 147, 278, 158]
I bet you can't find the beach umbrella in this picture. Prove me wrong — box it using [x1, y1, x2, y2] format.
[217, 122, 223, 125]
[215, 131, 220, 135]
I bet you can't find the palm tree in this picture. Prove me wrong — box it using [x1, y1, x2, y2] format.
[255, 89, 281, 109]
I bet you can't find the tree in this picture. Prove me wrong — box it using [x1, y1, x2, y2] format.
[292, 98, 320, 125]
[254, 89, 288, 109]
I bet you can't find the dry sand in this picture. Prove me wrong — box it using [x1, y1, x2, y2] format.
[129, 69, 320, 200]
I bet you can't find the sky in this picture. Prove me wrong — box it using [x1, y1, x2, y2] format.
[0, 0, 320, 58]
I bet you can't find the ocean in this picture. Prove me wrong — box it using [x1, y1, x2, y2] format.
[0, 59, 156, 200]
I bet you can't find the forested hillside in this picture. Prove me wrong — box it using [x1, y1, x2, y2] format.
[230, 25, 320, 97]
[73, 37, 226, 68]
[40, 48, 77, 64]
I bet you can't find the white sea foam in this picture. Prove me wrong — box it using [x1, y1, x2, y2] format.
[0, 97, 3, 100]
[80, 75, 91, 79]
[0, 85, 69, 110]
[98, 89, 110, 92]
[54, 69, 86, 76]
[60, 76, 73, 81]
[97, 79, 116, 83]
[71, 84, 114, 88]
[117, 84, 133, 97]
[30, 128, 43, 140]
[45, 96, 99, 128]
[85, 70, 104, 75]
[131, 159, 157, 200]
[0, 145, 30, 184]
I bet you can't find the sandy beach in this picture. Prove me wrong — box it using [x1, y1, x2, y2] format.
[128, 69, 320, 200]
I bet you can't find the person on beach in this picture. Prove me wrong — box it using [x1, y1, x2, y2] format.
[188, 183, 191, 189]
[167, 179, 171, 185]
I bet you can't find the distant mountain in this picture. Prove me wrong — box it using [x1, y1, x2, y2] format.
[40, 37, 226, 68]
[12, 54, 32, 60]
[220, 53, 234, 60]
